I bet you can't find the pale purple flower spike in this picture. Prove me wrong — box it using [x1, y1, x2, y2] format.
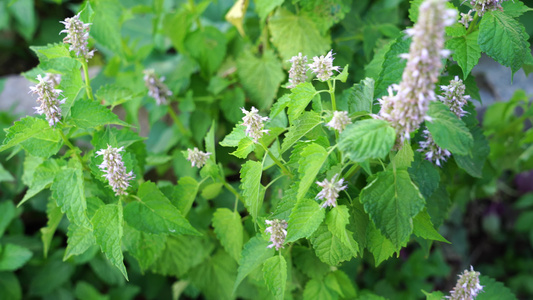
[308, 50, 340, 81]
[316, 174, 348, 208]
[186, 147, 211, 168]
[446, 266, 484, 300]
[470, 0, 507, 16]
[287, 53, 308, 88]
[241, 106, 269, 143]
[60, 13, 95, 61]
[143, 69, 173, 106]
[30, 74, 66, 127]
[265, 219, 288, 251]
[376, 0, 456, 148]
[326, 111, 351, 133]
[96, 145, 135, 196]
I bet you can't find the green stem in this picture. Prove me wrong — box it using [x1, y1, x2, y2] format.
[81, 60, 94, 101]
[188, 0, 203, 30]
[167, 105, 199, 148]
[224, 181, 244, 204]
[466, 12, 480, 35]
[343, 164, 360, 180]
[327, 80, 336, 111]
[260, 141, 293, 179]
[59, 129, 88, 170]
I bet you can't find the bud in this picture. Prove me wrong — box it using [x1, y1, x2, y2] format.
[186, 147, 211, 168]
[470, 0, 507, 16]
[287, 53, 308, 88]
[376, 0, 456, 147]
[308, 50, 340, 81]
[316, 174, 348, 208]
[418, 129, 451, 167]
[96, 145, 135, 196]
[438, 76, 470, 118]
[29, 74, 66, 127]
[265, 219, 288, 251]
[446, 266, 484, 300]
[459, 10, 474, 29]
[326, 111, 351, 133]
[241, 106, 269, 143]
[60, 13, 95, 61]
[143, 69, 173, 106]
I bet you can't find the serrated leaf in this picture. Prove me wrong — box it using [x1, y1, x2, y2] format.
[91, 0, 123, 55]
[347, 77, 374, 114]
[412, 210, 449, 243]
[454, 126, 490, 178]
[212, 208, 243, 262]
[0, 202, 16, 239]
[478, 11, 530, 76]
[220, 124, 246, 147]
[281, 111, 322, 154]
[0, 163, 14, 182]
[20, 159, 62, 206]
[447, 30, 481, 78]
[477, 276, 518, 300]
[263, 255, 287, 300]
[286, 198, 325, 243]
[95, 84, 135, 106]
[231, 137, 256, 158]
[422, 290, 445, 300]
[268, 8, 331, 61]
[190, 250, 236, 300]
[310, 224, 354, 266]
[375, 35, 410, 98]
[408, 152, 440, 199]
[292, 246, 330, 279]
[64, 222, 96, 260]
[185, 27, 227, 77]
[41, 200, 63, 258]
[123, 223, 166, 271]
[151, 235, 212, 277]
[68, 98, 129, 128]
[255, 0, 284, 22]
[392, 142, 414, 169]
[240, 161, 264, 223]
[174, 176, 198, 216]
[426, 101, 473, 155]
[92, 203, 128, 280]
[0, 272, 21, 300]
[124, 182, 199, 236]
[328, 270, 357, 298]
[297, 143, 328, 200]
[51, 162, 91, 227]
[366, 222, 397, 266]
[303, 278, 338, 300]
[360, 169, 425, 248]
[426, 186, 450, 229]
[338, 119, 396, 162]
[288, 82, 317, 122]
[237, 50, 284, 109]
[326, 205, 359, 256]
[234, 236, 275, 293]
[0, 117, 62, 158]
[502, 0, 532, 18]
[0, 244, 33, 271]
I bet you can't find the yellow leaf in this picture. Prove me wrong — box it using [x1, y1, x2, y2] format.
[225, 0, 249, 37]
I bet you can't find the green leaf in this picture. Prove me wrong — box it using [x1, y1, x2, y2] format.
[422, 290, 445, 300]
[426, 101, 473, 155]
[338, 119, 396, 162]
[303, 278, 338, 300]
[408, 0, 423, 23]
[326, 205, 359, 256]
[263, 255, 287, 300]
[20, 158, 63, 206]
[502, 0, 533, 18]
[366, 222, 397, 266]
[477, 275, 518, 300]
[74, 281, 109, 300]
[288, 82, 317, 122]
[328, 270, 357, 299]
[41, 200, 63, 258]
[347, 77, 375, 114]
[68, 98, 129, 128]
[151, 235, 212, 277]
[255, 0, 284, 22]
[189, 250, 236, 300]
[375, 35, 410, 98]
[447, 30, 481, 78]
[0, 272, 22, 300]
[478, 11, 531, 76]
[286, 198, 325, 243]
[408, 153, 440, 199]
[310, 224, 354, 266]
[334, 64, 349, 82]
[29, 252, 75, 296]
[412, 210, 449, 243]
[0, 244, 33, 271]
[237, 50, 285, 109]
[360, 169, 425, 248]
[292, 246, 330, 279]
[0, 163, 14, 182]
[174, 176, 199, 216]
[0, 201, 16, 239]
[123, 224, 166, 271]
[231, 138, 256, 159]
[392, 142, 414, 169]
[124, 182, 199, 236]
[91, 0, 123, 55]
[7, 0, 36, 41]
[281, 111, 322, 154]
[0, 117, 62, 158]
[92, 203, 128, 280]
[454, 126, 490, 178]
[220, 124, 246, 147]
[95, 84, 135, 106]
[64, 222, 96, 260]
[268, 8, 331, 61]
[234, 236, 275, 293]
[240, 161, 264, 223]
[51, 162, 91, 227]
[212, 208, 243, 262]
[185, 27, 227, 77]
[297, 143, 328, 200]
[163, 7, 192, 53]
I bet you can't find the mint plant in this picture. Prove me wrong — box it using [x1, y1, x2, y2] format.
[1, 0, 532, 299]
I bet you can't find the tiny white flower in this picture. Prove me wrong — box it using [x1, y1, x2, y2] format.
[326, 111, 351, 133]
[459, 10, 474, 29]
[308, 50, 340, 81]
[186, 147, 211, 168]
[470, 0, 507, 16]
[43, 73, 61, 87]
[287, 52, 308, 88]
[438, 76, 470, 118]
[316, 174, 348, 208]
[30, 74, 66, 127]
[96, 145, 135, 196]
[265, 219, 288, 250]
[241, 106, 269, 143]
[143, 69, 173, 106]
[446, 266, 484, 300]
[60, 13, 95, 61]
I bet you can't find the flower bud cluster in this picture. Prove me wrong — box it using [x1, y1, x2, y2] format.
[44, 73, 62, 87]
[316, 174, 347, 208]
[143, 69, 173, 106]
[96, 145, 135, 196]
[308, 50, 340, 81]
[446, 266, 484, 300]
[186, 147, 211, 168]
[377, 0, 456, 147]
[326, 111, 351, 133]
[470, 0, 507, 16]
[265, 219, 288, 251]
[287, 53, 308, 88]
[60, 13, 95, 61]
[241, 106, 269, 143]
[459, 10, 474, 29]
[30, 74, 66, 127]
[419, 130, 451, 166]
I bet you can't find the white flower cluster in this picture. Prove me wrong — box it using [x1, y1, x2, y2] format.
[143, 69, 173, 106]
[377, 0, 456, 148]
[265, 219, 288, 251]
[241, 106, 269, 143]
[308, 50, 340, 81]
[60, 13, 95, 61]
[287, 53, 308, 88]
[44, 73, 62, 87]
[446, 266, 484, 300]
[470, 0, 507, 16]
[186, 147, 211, 168]
[326, 111, 351, 133]
[316, 174, 347, 208]
[96, 145, 135, 196]
[459, 10, 474, 29]
[30, 74, 66, 127]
